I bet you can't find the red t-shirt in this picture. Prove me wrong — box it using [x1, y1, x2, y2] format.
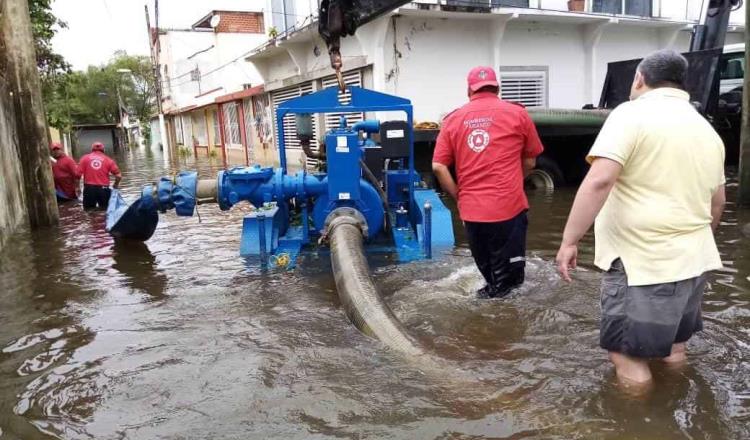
[78, 151, 121, 186]
[51, 154, 80, 199]
[433, 92, 544, 222]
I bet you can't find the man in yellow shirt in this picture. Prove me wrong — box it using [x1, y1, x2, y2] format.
[556, 50, 726, 386]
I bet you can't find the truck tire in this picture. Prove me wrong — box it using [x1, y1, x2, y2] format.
[525, 155, 564, 191]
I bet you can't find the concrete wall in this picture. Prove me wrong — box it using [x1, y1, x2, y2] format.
[501, 21, 588, 108]
[0, 79, 28, 251]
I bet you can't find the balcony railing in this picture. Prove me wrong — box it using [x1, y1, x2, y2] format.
[438, 0, 706, 21]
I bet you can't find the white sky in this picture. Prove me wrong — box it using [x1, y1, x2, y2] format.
[51, 0, 265, 71]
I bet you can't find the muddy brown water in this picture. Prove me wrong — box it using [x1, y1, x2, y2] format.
[1, 146, 748, 439]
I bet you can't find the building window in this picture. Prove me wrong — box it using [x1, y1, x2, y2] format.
[491, 0, 529, 6]
[212, 109, 221, 144]
[174, 116, 184, 145]
[181, 114, 193, 146]
[720, 52, 745, 80]
[592, 0, 651, 17]
[498, 67, 548, 108]
[447, 0, 529, 7]
[271, 0, 297, 34]
[192, 112, 208, 146]
[223, 102, 242, 146]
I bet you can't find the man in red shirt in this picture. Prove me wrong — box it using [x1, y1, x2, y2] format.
[78, 142, 122, 210]
[432, 66, 544, 298]
[50, 142, 80, 201]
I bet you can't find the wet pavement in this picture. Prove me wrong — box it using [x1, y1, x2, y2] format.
[1, 146, 749, 439]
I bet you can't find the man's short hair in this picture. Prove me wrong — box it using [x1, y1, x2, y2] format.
[637, 49, 689, 89]
[475, 85, 499, 95]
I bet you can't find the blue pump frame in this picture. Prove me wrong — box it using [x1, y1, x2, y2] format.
[276, 86, 416, 205]
[114, 85, 455, 266]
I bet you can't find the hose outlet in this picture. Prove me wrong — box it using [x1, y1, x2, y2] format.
[323, 207, 369, 241]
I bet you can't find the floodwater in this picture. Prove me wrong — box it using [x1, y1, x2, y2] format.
[1, 146, 749, 440]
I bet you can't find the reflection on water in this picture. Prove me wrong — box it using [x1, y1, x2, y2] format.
[0, 145, 748, 439]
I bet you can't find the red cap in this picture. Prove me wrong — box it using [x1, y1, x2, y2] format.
[91, 142, 105, 151]
[467, 66, 499, 92]
[50, 142, 62, 151]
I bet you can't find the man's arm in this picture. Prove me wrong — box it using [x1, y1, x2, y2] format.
[711, 184, 726, 231]
[523, 157, 536, 178]
[65, 157, 78, 177]
[556, 157, 623, 282]
[76, 156, 86, 178]
[110, 161, 122, 189]
[521, 109, 543, 179]
[432, 163, 458, 200]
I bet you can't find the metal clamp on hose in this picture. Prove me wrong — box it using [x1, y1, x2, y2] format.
[320, 207, 369, 243]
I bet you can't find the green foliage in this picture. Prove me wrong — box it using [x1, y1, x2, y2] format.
[177, 146, 192, 158]
[29, 0, 71, 129]
[45, 53, 156, 130]
[30, 0, 70, 81]
[142, 123, 152, 146]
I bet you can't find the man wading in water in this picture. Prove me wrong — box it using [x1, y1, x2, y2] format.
[433, 66, 544, 298]
[556, 50, 726, 387]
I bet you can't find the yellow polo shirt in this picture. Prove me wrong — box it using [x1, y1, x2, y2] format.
[587, 88, 725, 286]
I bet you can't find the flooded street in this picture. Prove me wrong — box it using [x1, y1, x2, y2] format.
[1, 146, 749, 439]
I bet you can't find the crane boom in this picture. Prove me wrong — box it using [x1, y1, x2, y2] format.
[319, 0, 412, 90]
[690, 0, 743, 52]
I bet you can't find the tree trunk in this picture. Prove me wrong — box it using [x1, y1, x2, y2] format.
[0, 0, 59, 227]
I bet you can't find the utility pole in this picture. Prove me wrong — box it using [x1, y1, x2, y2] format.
[145, 1, 170, 162]
[0, 0, 59, 227]
[740, 3, 750, 206]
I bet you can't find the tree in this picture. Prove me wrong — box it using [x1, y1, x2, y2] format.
[29, 0, 69, 80]
[29, 2, 156, 132]
[45, 53, 156, 130]
[29, 0, 71, 129]
[110, 52, 157, 128]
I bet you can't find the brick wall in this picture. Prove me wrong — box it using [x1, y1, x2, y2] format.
[215, 12, 264, 34]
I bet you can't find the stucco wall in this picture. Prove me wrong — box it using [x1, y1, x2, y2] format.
[376, 15, 746, 122]
[0, 79, 28, 251]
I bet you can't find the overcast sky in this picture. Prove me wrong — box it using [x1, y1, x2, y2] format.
[51, 0, 265, 71]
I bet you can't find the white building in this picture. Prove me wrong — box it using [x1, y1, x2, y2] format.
[159, 10, 267, 112]
[154, 10, 270, 164]
[246, 0, 746, 164]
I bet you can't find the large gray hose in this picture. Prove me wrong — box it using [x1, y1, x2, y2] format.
[328, 217, 478, 383]
[528, 108, 611, 127]
[329, 220, 425, 357]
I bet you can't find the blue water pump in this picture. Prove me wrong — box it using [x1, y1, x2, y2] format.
[109, 87, 454, 267]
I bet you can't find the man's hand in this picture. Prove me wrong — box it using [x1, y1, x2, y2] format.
[556, 243, 578, 282]
[432, 162, 459, 200]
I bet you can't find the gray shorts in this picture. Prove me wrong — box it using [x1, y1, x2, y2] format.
[600, 259, 706, 358]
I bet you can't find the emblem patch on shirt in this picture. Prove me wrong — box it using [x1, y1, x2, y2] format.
[91, 158, 103, 170]
[467, 129, 490, 153]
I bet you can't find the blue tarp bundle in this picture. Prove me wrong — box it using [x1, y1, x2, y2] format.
[106, 189, 159, 241]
